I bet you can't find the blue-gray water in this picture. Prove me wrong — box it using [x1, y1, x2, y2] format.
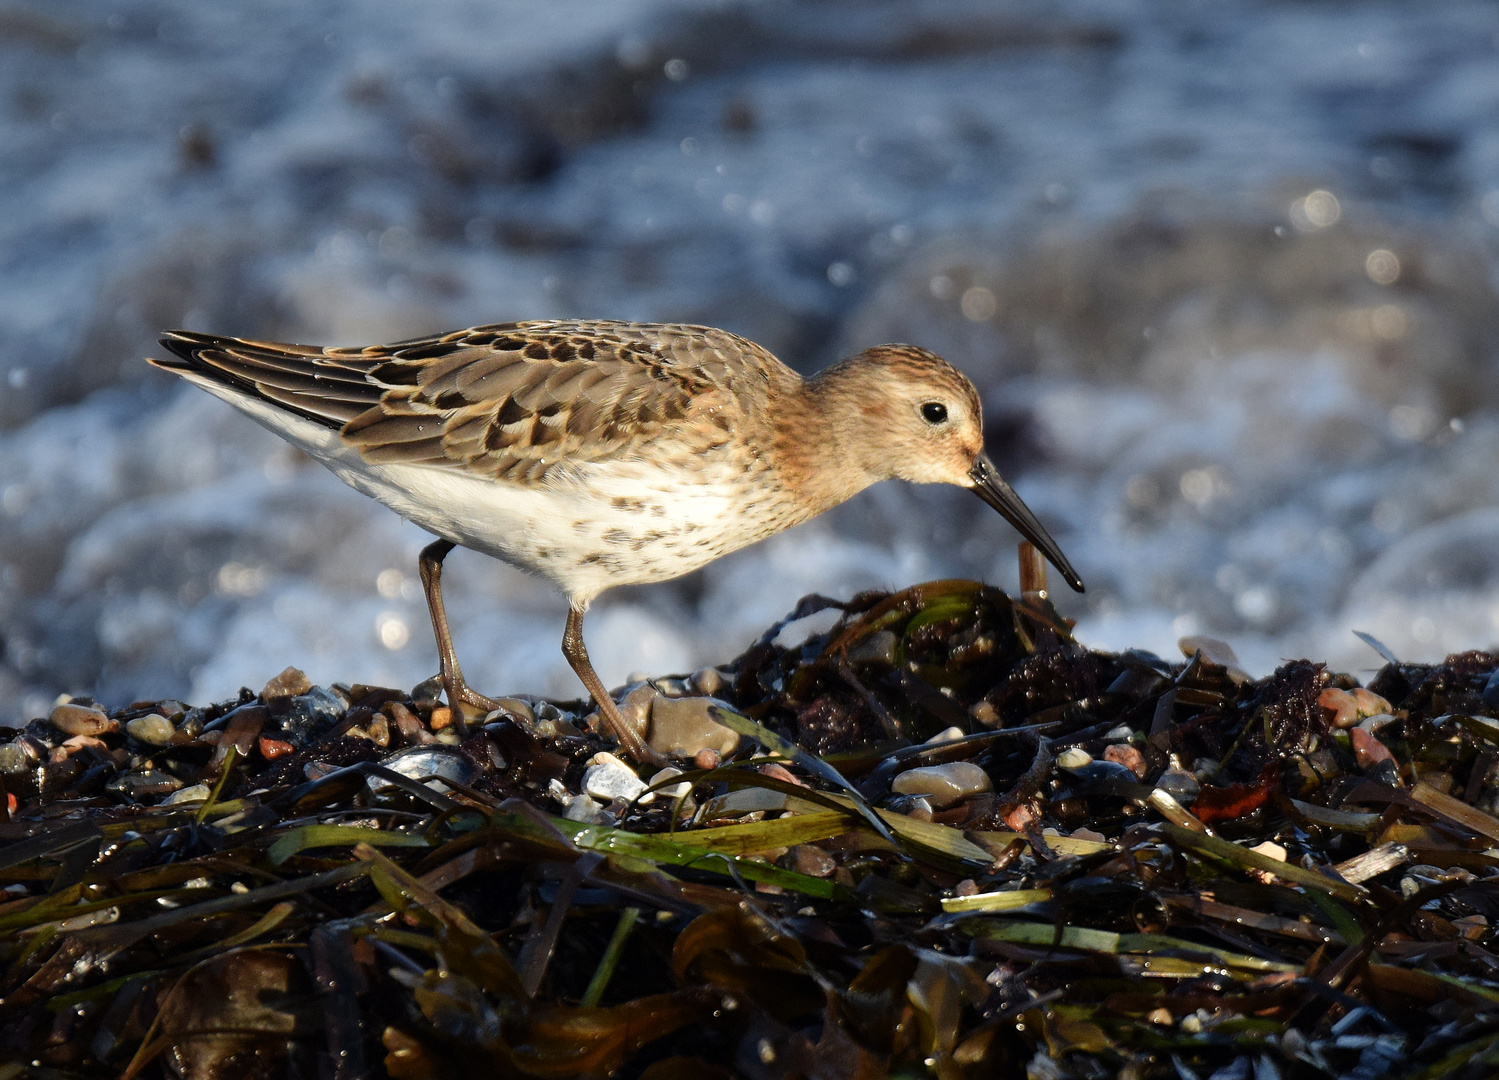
[4, 0, 1499, 720]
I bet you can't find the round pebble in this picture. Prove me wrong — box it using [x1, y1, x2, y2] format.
[1056, 747, 1093, 770]
[583, 752, 648, 804]
[689, 667, 726, 696]
[697, 786, 786, 819]
[1103, 743, 1146, 779]
[164, 784, 212, 805]
[125, 714, 175, 747]
[1155, 766, 1200, 802]
[49, 702, 116, 737]
[648, 695, 740, 758]
[924, 726, 966, 746]
[891, 761, 992, 808]
[612, 684, 655, 741]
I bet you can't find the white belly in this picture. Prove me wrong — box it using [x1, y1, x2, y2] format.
[190, 376, 757, 603]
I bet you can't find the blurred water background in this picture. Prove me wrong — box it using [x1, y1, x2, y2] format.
[4, 0, 1499, 721]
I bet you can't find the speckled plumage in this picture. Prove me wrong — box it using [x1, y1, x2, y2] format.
[150, 320, 1081, 763]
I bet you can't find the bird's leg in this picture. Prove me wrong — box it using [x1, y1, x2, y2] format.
[562, 605, 668, 769]
[418, 538, 502, 720]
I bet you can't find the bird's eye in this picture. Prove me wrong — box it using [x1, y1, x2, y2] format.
[921, 401, 948, 425]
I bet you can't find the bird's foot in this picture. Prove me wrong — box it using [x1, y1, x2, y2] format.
[443, 677, 503, 724]
[592, 694, 669, 770]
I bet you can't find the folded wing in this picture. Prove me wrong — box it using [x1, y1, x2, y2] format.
[152, 321, 759, 485]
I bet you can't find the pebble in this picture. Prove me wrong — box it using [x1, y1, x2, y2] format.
[1351, 727, 1396, 770]
[164, 784, 212, 805]
[258, 735, 295, 760]
[385, 701, 432, 745]
[694, 748, 721, 771]
[610, 684, 655, 742]
[1004, 803, 1037, 831]
[891, 761, 992, 808]
[274, 687, 345, 745]
[904, 796, 934, 822]
[1177, 635, 1252, 685]
[125, 714, 175, 747]
[969, 700, 1000, 728]
[1155, 766, 1200, 803]
[370, 745, 477, 794]
[583, 752, 648, 804]
[924, 726, 966, 746]
[428, 707, 454, 732]
[1056, 747, 1093, 771]
[649, 767, 696, 813]
[697, 786, 786, 819]
[261, 666, 313, 702]
[492, 697, 535, 724]
[53, 734, 107, 760]
[1104, 743, 1147, 779]
[0, 744, 28, 774]
[689, 667, 726, 696]
[779, 845, 836, 878]
[647, 695, 741, 758]
[560, 793, 609, 824]
[1320, 687, 1394, 729]
[49, 703, 116, 738]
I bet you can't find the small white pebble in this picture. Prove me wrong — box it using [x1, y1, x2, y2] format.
[924, 726, 966, 745]
[1056, 747, 1092, 770]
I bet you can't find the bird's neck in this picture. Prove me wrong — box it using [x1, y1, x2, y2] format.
[770, 360, 890, 518]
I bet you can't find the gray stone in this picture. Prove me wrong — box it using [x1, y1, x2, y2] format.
[647, 695, 741, 758]
[890, 761, 992, 808]
[561, 793, 609, 823]
[164, 783, 212, 805]
[0, 744, 29, 774]
[648, 766, 695, 813]
[1155, 766, 1200, 803]
[606, 684, 654, 743]
[697, 786, 786, 820]
[583, 752, 648, 804]
[1178, 635, 1251, 685]
[125, 714, 175, 747]
[369, 745, 477, 794]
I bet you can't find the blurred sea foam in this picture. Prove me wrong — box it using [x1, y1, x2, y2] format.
[4, 0, 1499, 719]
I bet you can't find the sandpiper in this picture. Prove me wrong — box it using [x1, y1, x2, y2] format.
[150, 321, 1083, 766]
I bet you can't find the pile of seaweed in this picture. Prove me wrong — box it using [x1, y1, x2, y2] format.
[3, 572, 1499, 1080]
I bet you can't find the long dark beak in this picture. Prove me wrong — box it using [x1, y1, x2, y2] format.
[968, 454, 1084, 593]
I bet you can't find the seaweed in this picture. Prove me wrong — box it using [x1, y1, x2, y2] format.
[3, 551, 1499, 1078]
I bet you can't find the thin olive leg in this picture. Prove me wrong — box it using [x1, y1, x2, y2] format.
[562, 605, 668, 768]
[418, 538, 502, 718]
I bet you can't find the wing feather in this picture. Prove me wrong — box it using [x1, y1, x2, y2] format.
[152, 320, 781, 485]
